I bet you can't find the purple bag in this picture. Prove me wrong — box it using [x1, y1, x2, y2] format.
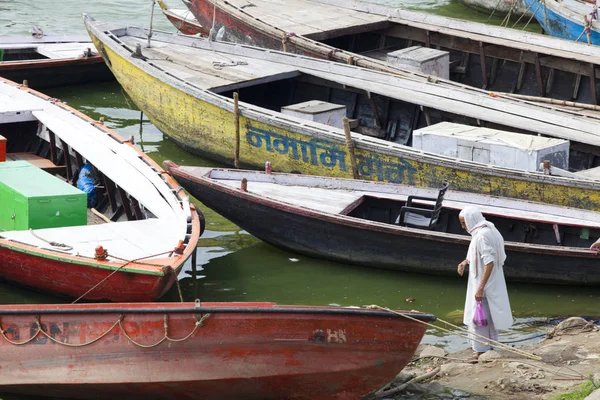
[473, 301, 488, 327]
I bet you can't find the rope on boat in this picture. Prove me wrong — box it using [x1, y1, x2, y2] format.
[0, 313, 210, 348]
[485, 0, 505, 23]
[29, 229, 73, 252]
[518, 1, 542, 30]
[71, 250, 173, 304]
[367, 305, 542, 361]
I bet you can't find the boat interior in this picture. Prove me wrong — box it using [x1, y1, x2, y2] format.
[217, 71, 598, 173]
[0, 83, 189, 262]
[205, 168, 600, 249]
[0, 40, 95, 62]
[111, 28, 600, 173]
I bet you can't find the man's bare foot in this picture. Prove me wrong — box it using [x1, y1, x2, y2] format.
[464, 351, 485, 364]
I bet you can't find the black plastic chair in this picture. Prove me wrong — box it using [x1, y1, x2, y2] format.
[398, 182, 449, 229]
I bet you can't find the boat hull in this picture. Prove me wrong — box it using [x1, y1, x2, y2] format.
[0, 245, 176, 302]
[163, 10, 207, 36]
[524, 0, 600, 44]
[0, 56, 113, 88]
[459, 0, 532, 18]
[0, 302, 432, 400]
[170, 169, 600, 285]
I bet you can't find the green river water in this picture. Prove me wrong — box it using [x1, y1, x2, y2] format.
[0, 0, 597, 367]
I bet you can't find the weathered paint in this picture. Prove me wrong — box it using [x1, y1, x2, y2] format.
[0, 302, 432, 400]
[524, 0, 600, 44]
[87, 24, 600, 211]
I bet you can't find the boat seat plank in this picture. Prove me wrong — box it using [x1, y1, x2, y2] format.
[6, 152, 65, 174]
[0, 219, 182, 261]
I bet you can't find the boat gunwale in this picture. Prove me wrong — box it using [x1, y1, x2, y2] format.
[85, 18, 600, 192]
[169, 165, 600, 258]
[0, 302, 436, 321]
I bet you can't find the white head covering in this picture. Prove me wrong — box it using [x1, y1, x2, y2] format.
[459, 206, 488, 235]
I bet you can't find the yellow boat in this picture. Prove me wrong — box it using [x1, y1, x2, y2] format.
[84, 15, 600, 210]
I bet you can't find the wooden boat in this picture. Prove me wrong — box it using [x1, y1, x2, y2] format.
[0, 34, 113, 88]
[185, 0, 600, 105]
[0, 301, 434, 399]
[166, 163, 600, 285]
[459, 0, 532, 18]
[523, 0, 600, 44]
[0, 77, 202, 301]
[157, 0, 207, 36]
[86, 16, 600, 210]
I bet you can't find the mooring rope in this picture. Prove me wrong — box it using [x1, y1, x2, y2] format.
[29, 229, 73, 251]
[71, 250, 173, 304]
[367, 305, 541, 361]
[0, 313, 211, 348]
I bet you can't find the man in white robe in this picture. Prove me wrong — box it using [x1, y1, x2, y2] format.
[457, 206, 513, 361]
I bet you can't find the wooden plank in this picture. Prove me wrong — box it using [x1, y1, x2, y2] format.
[479, 41, 488, 89]
[534, 53, 544, 97]
[118, 187, 135, 221]
[573, 74, 582, 100]
[48, 130, 56, 164]
[59, 138, 73, 182]
[590, 62, 598, 105]
[5, 152, 65, 174]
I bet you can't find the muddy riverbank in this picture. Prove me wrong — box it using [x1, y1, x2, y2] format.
[379, 317, 600, 399]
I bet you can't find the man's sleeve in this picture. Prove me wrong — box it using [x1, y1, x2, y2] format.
[478, 233, 497, 266]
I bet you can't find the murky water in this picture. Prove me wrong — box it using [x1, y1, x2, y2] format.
[0, 2, 595, 394]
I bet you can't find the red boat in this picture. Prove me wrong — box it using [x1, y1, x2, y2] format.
[158, 0, 207, 36]
[0, 301, 434, 400]
[0, 78, 202, 302]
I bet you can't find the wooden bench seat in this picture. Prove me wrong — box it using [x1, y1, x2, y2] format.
[5, 152, 65, 174]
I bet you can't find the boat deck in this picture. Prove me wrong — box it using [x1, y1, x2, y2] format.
[1, 218, 181, 262]
[213, 0, 388, 39]
[211, 170, 600, 229]
[121, 35, 299, 92]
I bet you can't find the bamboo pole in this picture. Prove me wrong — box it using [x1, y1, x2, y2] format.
[343, 117, 359, 179]
[502, 92, 600, 111]
[233, 92, 240, 168]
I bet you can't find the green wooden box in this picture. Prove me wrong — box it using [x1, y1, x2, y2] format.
[0, 161, 87, 231]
